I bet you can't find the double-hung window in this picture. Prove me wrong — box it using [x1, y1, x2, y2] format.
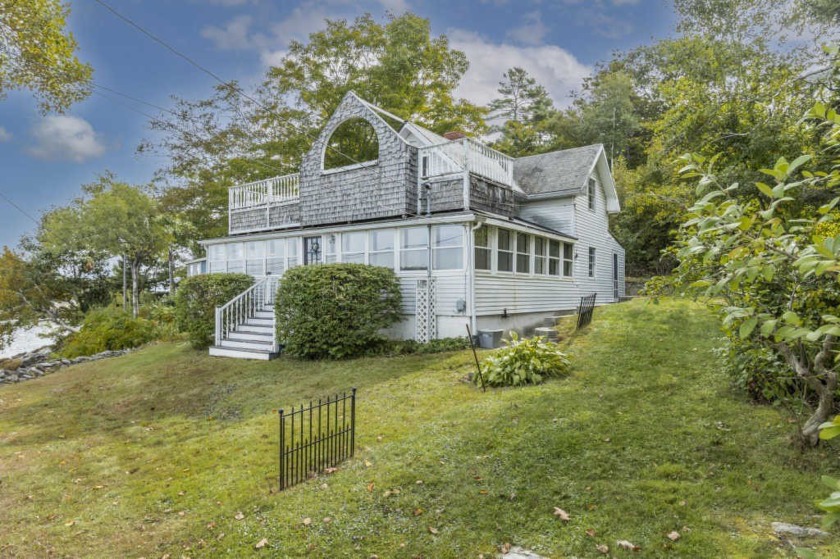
[227, 242, 245, 273]
[342, 232, 366, 263]
[588, 178, 596, 211]
[400, 227, 429, 270]
[516, 233, 530, 274]
[497, 229, 513, 272]
[266, 239, 285, 274]
[564, 243, 574, 276]
[474, 227, 491, 271]
[548, 240, 560, 276]
[246, 241, 265, 275]
[286, 238, 299, 268]
[534, 237, 546, 274]
[369, 229, 395, 268]
[433, 225, 464, 270]
[208, 244, 226, 273]
[588, 246, 596, 277]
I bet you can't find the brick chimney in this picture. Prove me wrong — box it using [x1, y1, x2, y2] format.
[443, 131, 467, 141]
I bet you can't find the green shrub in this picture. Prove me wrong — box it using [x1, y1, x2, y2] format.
[174, 273, 254, 349]
[57, 306, 157, 358]
[476, 331, 571, 387]
[716, 335, 796, 404]
[366, 336, 472, 356]
[275, 264, 402, 359]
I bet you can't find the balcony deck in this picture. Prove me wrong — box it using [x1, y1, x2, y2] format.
[229, 173, 301, 234]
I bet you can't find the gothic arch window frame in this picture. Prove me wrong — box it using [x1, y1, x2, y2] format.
[321, 116, 382, 174]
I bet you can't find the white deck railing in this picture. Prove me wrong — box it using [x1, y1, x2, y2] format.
[229, 173, 300, 210]
[214, 276, 280, 348]
[418, 138, 515, 188]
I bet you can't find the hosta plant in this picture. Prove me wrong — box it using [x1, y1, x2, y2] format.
[477, 331, 571, 387]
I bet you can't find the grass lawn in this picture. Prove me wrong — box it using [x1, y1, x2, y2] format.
[1, 298, 838, 558]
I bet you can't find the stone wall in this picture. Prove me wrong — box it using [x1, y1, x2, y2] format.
[0, 347, 132, 386]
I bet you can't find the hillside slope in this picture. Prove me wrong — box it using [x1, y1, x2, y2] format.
[0, 298, 837, 557]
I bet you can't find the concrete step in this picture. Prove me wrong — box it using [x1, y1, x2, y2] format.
[209, 346, 278, 360]
[226, 331, 275, 342]
[236, 324, 274, 335]
[244, 317, 273, 327]
[254, 310, 274, 319]
[219, 338, 277, 351]
[541, 315, 568, 328]
[534, 327, 560, 340]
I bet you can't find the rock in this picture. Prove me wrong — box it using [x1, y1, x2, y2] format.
[61, 359, 71, 366]
[772, 522, 829, 539]
[30, 368, 44, 376]
[499, 547, 547, 559]
[0, 369, 6, 378]
[8, 374, 19, 382]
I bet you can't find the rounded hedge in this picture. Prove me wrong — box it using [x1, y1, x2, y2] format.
[275, 263, 402, 359]
[57, 306, 158, 358]
[174, 273, 254, 349]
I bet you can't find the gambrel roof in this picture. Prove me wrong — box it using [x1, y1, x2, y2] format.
[513, 144, 620, 213]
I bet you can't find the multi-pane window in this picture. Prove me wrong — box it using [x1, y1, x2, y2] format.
[369, 229, 395, 268]
[400, 227, 429, 270]
[475, 227, 491, 270]
[246, 241, 265, 275]
[497, 229, 513, 272]
[208, 244, 226, 273]
[287, 238, 299, 268]
[516, 233, 530, 274]
[588, 246, 596, 277]
[548, 240, 560, 276]
[227, 242, 245, 273]
[342, 232, 366, 263]
[433, 225, 463, 270]
[534, 237, 546, 274]
[266, 239, 285, 274]
[563, 243, 574, 276]
[588, 178, 596, 211]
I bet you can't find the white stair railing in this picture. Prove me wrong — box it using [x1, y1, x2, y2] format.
[214, 276, 281, 347]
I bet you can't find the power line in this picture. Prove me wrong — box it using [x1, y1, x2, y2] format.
[0, 190, 39, 225]
[91, 0, 363, 167]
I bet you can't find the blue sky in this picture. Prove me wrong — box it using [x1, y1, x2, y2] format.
[0, 0, 675, 249]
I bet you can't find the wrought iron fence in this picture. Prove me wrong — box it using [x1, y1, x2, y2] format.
[576, 293, 597, 330]
[278, 389, 356, 490]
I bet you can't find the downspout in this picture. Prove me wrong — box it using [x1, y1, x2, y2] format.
[468, 220, 483, 338]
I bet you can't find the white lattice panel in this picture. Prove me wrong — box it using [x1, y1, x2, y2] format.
[415, 278, 437, 343]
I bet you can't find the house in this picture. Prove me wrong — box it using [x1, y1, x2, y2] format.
[189, 92, 625, 359]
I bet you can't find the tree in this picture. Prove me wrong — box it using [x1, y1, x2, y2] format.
[669, 83, 840, 444]
[0, 0, 92, 112]
[40, 177, 169, 318]
[488, 67, 554, 156]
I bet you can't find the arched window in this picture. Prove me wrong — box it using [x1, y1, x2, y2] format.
[323, 118, 379, 170]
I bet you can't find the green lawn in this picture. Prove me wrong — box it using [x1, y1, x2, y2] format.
[1, 298, 838, 558]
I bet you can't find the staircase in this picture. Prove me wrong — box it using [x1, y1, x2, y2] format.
[209, 277, 280, 360]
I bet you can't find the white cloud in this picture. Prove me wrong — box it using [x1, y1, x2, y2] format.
[202, 15, 255, 49]
[0, 126, 11, 143]
[448, 29, 591, 107]
[507, 11, 548, 46]
[28, 115, 106, 163]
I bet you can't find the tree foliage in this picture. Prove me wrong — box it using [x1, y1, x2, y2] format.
[488, 67, 555, 156]
[0, 0, 92, 112]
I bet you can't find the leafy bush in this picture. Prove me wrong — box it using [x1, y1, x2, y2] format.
[174, 273, 254, 349]
[275, 264, 402, 359]
[57, 306, 157, 358]
[716, 336, 794, 404]
[476, 332, 571, 387]
[366, 336, 472, 356]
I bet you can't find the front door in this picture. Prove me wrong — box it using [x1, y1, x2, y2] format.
[304, 236, 322, 265]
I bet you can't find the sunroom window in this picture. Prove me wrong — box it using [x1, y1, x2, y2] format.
[564, 243, 574, 276]
[534, 237, 546, 275]
[369, 229, 395, 268]
[516, 233, 530, 274]
[266, 239, 285, 274]
[475, 227, 491, 271]
[342, 231, 366, 263]
[497, 229, 513, 272]
[433, 225, 463, 270]
[548, 240, 560, 276]
[400, 227, 429, 270]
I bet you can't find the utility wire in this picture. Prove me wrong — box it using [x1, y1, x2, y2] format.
[0, 190, 39, 225]
[91, 0, 363, 167]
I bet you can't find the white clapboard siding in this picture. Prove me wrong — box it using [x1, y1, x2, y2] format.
[517, 198, 575, 235]
[571, 172, 625, 303]
[474, 273, 581, 315]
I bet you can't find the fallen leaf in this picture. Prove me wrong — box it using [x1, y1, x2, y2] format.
[667, 531, 680, 541]
[553, 507, 570, 522]
[428, 526, 439, 535]
[254, 538, 268, 549]
[323, 517, 332, 524]
[178, 491, 185, 496]
[319, 483, 329, 490]
[216, 533, 225, 541]
[206, 522, 216, 530]
[479, 490, 488, 495]
[501, 542, 511, 553]
[325, 467, 338, 474]
[596, 544, 609, 554]
[617, 540, 640, 551]
[302, 517, 312, 526]
[413, 508, 424, 516]
[178, 511, 186, 517]
[586, 528, 597, 538]
[364, 460, 373, 467]
[376, 435, 383, 442]
[234, 512, 245, 521]
[367, 482, 375, 493]
[415, 480, 424, 485]
[64, 520, 75, 527]
[383, 490, 392, 498]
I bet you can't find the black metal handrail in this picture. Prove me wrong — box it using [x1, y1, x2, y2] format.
[576, 293, 597, 330]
